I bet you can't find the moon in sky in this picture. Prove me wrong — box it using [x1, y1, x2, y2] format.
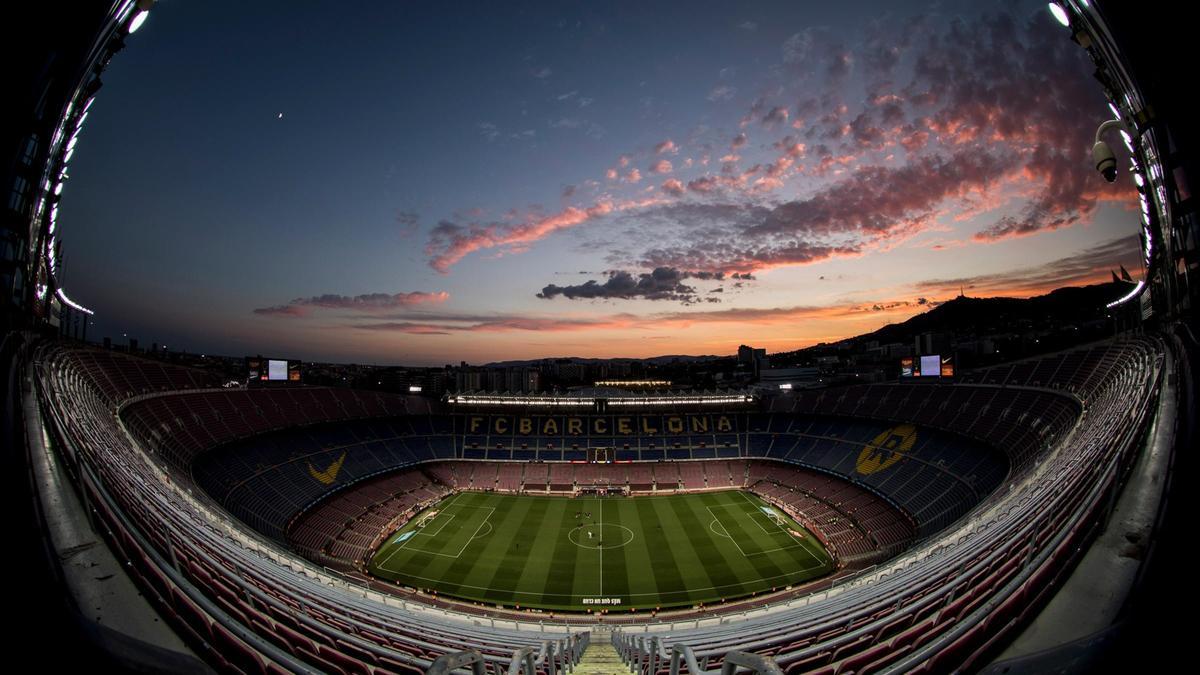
[277, 112, 283, 119]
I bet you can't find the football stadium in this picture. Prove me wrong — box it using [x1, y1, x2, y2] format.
[3, 2, 1197, 674]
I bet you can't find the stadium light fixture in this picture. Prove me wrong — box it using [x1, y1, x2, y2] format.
[1105, 280, 1146, 308]
[56, 288, 95, 315]
[1048, 2, 1070, 27]
[128, 9, 149, 33]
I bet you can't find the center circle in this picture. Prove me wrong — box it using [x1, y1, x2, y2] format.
[568, 522, 635, 550]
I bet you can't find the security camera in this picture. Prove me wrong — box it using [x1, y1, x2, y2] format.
[1092, 141, 1117, 183]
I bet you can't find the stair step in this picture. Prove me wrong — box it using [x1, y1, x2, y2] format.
[575, 643, 628, 675]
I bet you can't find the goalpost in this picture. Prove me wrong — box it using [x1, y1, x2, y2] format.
[760, 506, 786, 527]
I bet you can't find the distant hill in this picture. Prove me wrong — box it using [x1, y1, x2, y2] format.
[483, 282, 1132, 368]
[774, 281, 1134, 360]
[865, 282, 1129, 344]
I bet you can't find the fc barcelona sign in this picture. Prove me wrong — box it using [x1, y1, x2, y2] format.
[462, 414, 737, 436]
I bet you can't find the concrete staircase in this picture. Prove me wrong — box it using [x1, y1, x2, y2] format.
[575, 641, 628, 675]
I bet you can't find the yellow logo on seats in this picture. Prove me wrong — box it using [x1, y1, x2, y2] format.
[308, 451, 347, 485]
[856, 425, 917, 475]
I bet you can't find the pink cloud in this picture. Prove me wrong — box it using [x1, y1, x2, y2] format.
[426, 202, 616, 272]
[762, 105, 790, 127]
[650, 159, 673, 174]
[252, 304, 310, 318]
[253, 291, 449, 317]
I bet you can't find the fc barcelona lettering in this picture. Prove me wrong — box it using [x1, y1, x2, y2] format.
[463, 414, 737, 436]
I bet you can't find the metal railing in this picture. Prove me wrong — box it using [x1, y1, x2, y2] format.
[428, 631, 588, 675]
[612, 633, 782, 675]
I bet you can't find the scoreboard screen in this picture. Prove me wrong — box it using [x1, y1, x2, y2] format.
[901, 354, 954, 378]
[247, 357, 301, 384]
[268, 359, 288, 381]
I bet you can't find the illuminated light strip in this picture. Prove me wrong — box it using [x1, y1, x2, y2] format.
[608, 396, 753, 406]
[1105, 279, 1146, 308]
[448, 396, 593, 406]
[594, 380, 672, 387]
[55, 288, 95, 315]
[447, 393, 753, 406]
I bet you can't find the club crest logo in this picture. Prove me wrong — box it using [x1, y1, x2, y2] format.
[856, 425, 917, 475]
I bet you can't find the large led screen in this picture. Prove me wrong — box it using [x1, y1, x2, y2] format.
[268, 359, 288, 381]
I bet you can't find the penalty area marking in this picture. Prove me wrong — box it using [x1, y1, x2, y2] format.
[709, 519, 731, 538]
[706, 504, 803, 557]
[736, 491, 823, 566]
[377, 501, 495, 567]
[415, 513, 456, 537]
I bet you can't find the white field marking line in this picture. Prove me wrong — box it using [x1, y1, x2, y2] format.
[380, 505, 495, 563]
[568, 524, 635, 550]
[705, 505, 751, 557]
[415, 499, 496, 538]
[472, 522, 494, 539]
[707, 503, 804, 557]
[376, 492, 466, 568]
[709, 519, 731, 538]
[414, 513, 456, 537]
[453, 506, 496, 558]
[384, 559, 829, 599]
[737, 491, 822, 565]
[598, 496, 603, 596]
[736, 490, 796, 537]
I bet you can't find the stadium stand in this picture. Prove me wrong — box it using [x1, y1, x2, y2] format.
[36, 344, 587, 674]
[612, 338, 1162, 673]
[30, 336, 1163, 673]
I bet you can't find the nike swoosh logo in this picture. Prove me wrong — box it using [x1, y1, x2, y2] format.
[308, 451, 347, 485]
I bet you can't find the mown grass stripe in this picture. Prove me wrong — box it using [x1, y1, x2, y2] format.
[367, 489, 835, 611]
[474, 494, 541, 604]
[542, 497, 587, 605]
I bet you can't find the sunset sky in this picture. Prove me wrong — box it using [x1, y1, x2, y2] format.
[58, 1, 1143, 365]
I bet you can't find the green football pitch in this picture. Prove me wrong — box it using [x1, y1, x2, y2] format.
[367, 490, 835, 612]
